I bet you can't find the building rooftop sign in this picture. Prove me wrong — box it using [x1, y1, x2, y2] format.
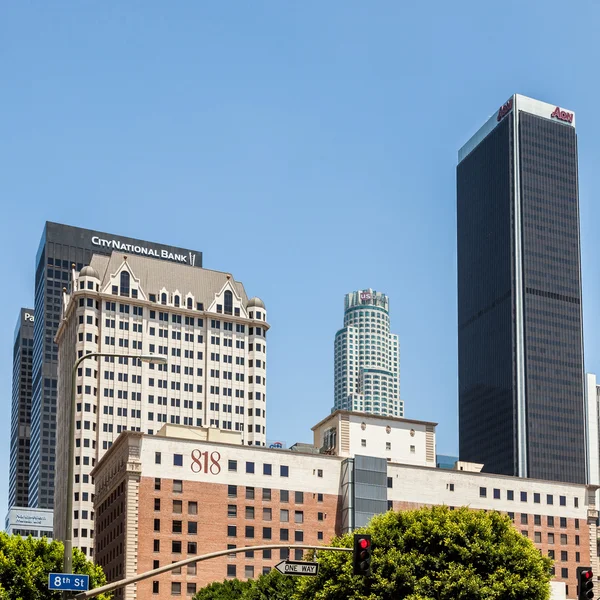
[550, 106, 574, 124]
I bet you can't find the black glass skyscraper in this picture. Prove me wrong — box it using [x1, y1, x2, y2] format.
[9, 309, 34, 508]
[28, 222, 203, 508]
[457, 94, 585, 484]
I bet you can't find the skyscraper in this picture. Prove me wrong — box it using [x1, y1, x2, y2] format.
[333, 289, 402, 417]
[28, 222, 203, 509]
[457, 94, 585, 483]
[9, 309, 35, 508]
[584, 373, 599, 488]
[54, 253, 268, 553]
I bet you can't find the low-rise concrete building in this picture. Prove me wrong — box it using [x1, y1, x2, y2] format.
[5, 506, 53, 539]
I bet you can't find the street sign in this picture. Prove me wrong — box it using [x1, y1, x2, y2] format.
[48, 573, 90, 592]
[275, 560, 319, 576]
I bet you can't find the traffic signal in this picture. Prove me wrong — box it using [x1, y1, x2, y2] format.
[577, 566, 594, 600]
[353, 534, 372, 575]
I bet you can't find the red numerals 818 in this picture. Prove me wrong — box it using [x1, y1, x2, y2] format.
[190, 449, 221, 474]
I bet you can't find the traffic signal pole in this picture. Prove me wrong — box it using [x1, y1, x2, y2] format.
[72, 544, 353, 599]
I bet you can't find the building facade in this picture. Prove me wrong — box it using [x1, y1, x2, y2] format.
[29, 222, 203, 509]
[333, 289, 402, 417]
[457, 95, 586, 483]
[54, 252, 268, 556]
[5, 507, 53, 539]
[9, 308, 35, 509]
[93, 411, 597, 600]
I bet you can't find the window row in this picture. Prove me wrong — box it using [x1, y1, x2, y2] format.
[151, 581, 197, 596]
[153, 499, 198, 514]
[227, 525, 305, 542]
[226, 486, 324, 503]
[479, 487, 578, 506]
[515, 513, 579, 528]
[521, 530, 580, 546]
[152, 539, 198, 554]
[227, 505, 326, 523]
[153, 519, 199, 534]
[228, 461, 291, 477]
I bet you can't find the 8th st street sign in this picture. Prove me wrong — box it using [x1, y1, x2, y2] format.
[275, 560, 319, 576]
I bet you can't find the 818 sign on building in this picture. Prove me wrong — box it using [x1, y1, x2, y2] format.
[190, 450, 222, 474]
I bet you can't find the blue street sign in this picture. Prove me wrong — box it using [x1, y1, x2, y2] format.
[48, 573, 89, 592]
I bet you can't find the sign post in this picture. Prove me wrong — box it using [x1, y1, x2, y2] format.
[274, 560, 319, 576]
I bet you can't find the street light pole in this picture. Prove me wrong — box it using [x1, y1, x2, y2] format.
[63, 352, 166, 587]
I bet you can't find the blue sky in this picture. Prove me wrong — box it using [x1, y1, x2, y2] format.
[2, 1, 600, 520]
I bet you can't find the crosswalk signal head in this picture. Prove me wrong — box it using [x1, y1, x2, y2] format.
[353, 534, 372, 575]
[578, 567, 594, 600]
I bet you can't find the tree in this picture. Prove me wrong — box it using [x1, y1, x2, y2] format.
[193, 578, 251, 600]
[242, 567, 298, 600]
[0, 532, 111, 599]
[296, 506, 553, 600]
[193, 569, 297, 600]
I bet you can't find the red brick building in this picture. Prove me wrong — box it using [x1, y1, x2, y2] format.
[93, 412, 599, 599]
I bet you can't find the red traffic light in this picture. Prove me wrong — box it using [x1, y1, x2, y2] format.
[353, 534, 373, 576]
[577, 567, 594, 600]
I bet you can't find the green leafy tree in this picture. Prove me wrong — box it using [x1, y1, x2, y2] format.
[0, 532, 110, 600]
[296, 506, 553, 600]
[193, 578, 251, 600]
[242, 567, 298, 600]
[194, 568, 298, 600]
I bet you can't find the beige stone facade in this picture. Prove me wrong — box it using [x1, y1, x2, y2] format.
[54, 253, 269, 556]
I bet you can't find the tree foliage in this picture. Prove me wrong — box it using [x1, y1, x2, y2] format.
[242, 567, 297, 600]
[193, 578, 252, 600]
[0, 532, 111, 600]
[195, 506, 552, 600]
[297, 506, 552, 600]
[193, 567, 297, 600]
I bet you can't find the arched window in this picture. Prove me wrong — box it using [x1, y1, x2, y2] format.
[120, 271, 130, 296]
[224, 290, 233, 315]
[161, 293, 167, 305]
[174, 295, 180, 307]
[187, 298, 192, 309]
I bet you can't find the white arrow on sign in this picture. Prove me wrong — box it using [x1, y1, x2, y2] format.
[274, 560, 319, 576]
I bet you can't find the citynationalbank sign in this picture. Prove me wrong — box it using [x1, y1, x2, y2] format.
[91, 236, 198, 267]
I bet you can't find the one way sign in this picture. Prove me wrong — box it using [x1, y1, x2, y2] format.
[274, 560, 319, 576]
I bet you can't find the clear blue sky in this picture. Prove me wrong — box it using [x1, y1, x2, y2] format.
[2, 2, 600, 520]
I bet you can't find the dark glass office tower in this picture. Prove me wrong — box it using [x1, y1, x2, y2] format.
[457, 94, 585, 484]
[28, 222, 203, 508]
[9, 309, 35, 508]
